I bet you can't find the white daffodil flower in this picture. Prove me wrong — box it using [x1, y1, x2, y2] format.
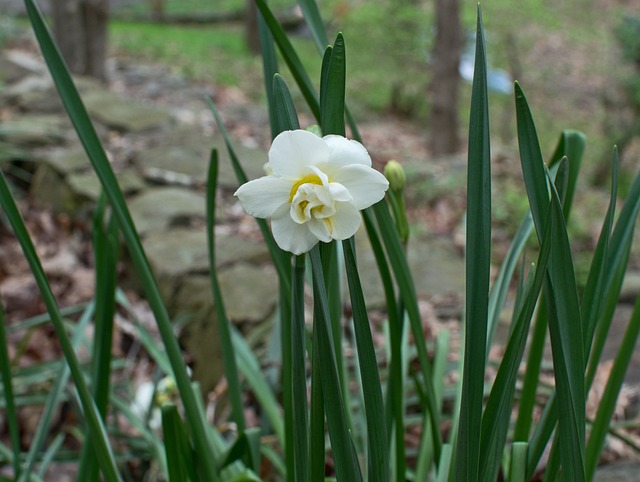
[234, 129, 389, 255]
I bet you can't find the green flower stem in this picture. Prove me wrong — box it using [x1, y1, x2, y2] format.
[291, 254, 309, 482]
[309, 247, 363, 482]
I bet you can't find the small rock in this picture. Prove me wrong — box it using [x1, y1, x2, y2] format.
[354, 233, 465, 308]
[67, 170, 146, 201]
[595, 462, 640, 481]
[0, 114, 69, 146]
[128, 186, 205, 235]
[81, 87, 173, 133]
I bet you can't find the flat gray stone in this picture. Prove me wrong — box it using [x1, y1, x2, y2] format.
[128, 187, 205, 235]
[0, 115, 69, 146]
[0, 55, 35, 85]
[354, 233, 465, 308]
[82, 88, 173, 133]
[44, 148, 91, 174]
[173, 264, 278, 325]
[218, 263, 278, 323]
[175, 264, 278, 393]
[143, 229, 209, 278]
[135, 127, 267, 188]
[67, 170, 146, 200]
[30, 165, 80, 213]
[595, 462, 640, 481]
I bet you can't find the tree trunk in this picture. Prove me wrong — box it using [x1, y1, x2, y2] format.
[52, 0, 109, 82]
[429, 0, 462, 155]
[245, 0, 260, 55]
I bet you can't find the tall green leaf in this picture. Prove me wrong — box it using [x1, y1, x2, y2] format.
[0, 169, 122, 482]
[22, 2, 219, 478]
[455, 7, 491, 481]
[254, 0, 321, 121]
[320, 33, 346, 136]
[515, 82, 548, 238]
[343, 238, 389, 482]
[309, 248, 363, 482]
[207, 150, 246, 434]
[479, 210, 552, 482]
[543, 169, 585, 482]
[0, 304, 20, 479]
[297, 0, 329, 52]
[162, 405, 198, 482]
[77, 195, 120, 482]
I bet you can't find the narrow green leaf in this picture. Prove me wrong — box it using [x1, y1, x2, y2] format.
[254, 0, 321, 121]
[297, 0, 330, 52]
[0, 304, 20, 479]
[207, 150, 245, 434]
[162, 405, 198, 482]
[269, 75, 300, 482]
[230, 328, 284, 445]
[309, 247, 363, 482]
[486, 213, 533, 353]
[308, 326, 325, 482]
[479, 211, 552, 482]
[515, 81, 548, 238]
[455, 7, 491, 481]
[514, 300, 548, 444]
[19, 303, 95, 482]
[272, 74, 301, 134]
[0, 168, 122, 482]
[22, 2, 218, 478]
[206, 97, 291, 291]
[343, 238, 389, 482]
[77, 194, 119, 482]
[320, 33, 346, 136]
[371, 201, 442, 462]
[220, 428, 262, 473]
[585, 291, 640, 481]
[582, 148, 617, 362]
[319, 46, 332, 131]
[547, 130, 586, 221]
[435, 444, 453, 482]
[544, 172, 585, 482]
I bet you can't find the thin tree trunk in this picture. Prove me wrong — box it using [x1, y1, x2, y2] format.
[84, 0, 109, 81]
[52, 0, 109, 82]
[430, 0, 463, 155]
[245, 0, 260, 54]
[52, 0, 84, 74]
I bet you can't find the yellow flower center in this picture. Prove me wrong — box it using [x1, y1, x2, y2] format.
[289, 174, 324, 202]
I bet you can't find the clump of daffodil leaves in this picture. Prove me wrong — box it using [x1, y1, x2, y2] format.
[235, 129, 389, 255]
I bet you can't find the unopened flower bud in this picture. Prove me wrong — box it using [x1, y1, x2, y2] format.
[305, 124, 323, 137]
[384, 160, 406, 193]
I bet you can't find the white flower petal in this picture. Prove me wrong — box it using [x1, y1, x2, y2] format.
[272, 207, 320, 255]
[323, 135, 372, 172]
[333, 164, 389, 210]
[234, 176, 291, 218]
[307, 218, 332, 242]
[269, 130, 330, 179]
[328, 182, 352, 203]
[330, 202, 362, 240]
